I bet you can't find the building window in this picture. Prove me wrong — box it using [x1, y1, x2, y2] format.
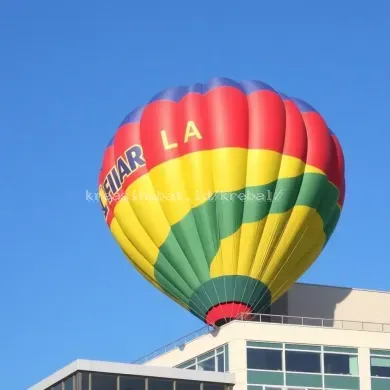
[203, 384, 226, 390]
[175, 380, 201, 390]
[198, 356, 215, 371]
[148, 378, 173, 390]
[79, 372, 90, 390]
[177, 358, 196, 370]
[176, 344, 228, 372]
[371, 350, 390, 390]
[217, 353, 224, 372]
[64, 376, 74, 390]
[119, 376, 145, 390]
[184, 364, 196, 370]
[324, 352, 359, 375]
[247, 341, 360, 389]
[91, 373, 117, 390]
[371, 356, 390, 378]
[285, 350, 321, 373]
[247, 348, 283, 371]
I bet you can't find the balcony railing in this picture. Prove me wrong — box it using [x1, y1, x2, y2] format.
[132, 325, 213, 365]
[132, 313, 390, 365]
[236, 312, 390, 332]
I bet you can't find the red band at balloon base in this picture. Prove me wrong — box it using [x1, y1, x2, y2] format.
[205, 302, 252, 327]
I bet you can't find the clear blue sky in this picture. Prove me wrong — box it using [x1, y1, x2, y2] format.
[1, 1, 389, 388]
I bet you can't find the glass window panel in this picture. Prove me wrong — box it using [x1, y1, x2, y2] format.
[203, 384, 225, 390]
[324, 346, 358, 354]
[372, 357, 390, 367]
[349, 356, 359, 376]
[64, 376, 73, 390]
[286, 373, 322, 388]
[176, 380, 200, 390]
[247, 370, 284, 386]
[247, 341, 283, 349]
[371, 366, 390, 378]
[81, 372, 89, 390]
[371, 349, 390, 356]
[285, 388, 319, 390]
[198, 356, 215, 371]
[264, 388, 285, 390]
[91, 373, 117, 390]
[324, 374, 360, 389]
[225, 345, 229, 371]
[371, 356, 390, 377]
[120, 376, 145, 390]
[177, 359, 196, 368]
[198, 350, 215, 361]
[217, 353, 224, 372]
[371, 377, 390, 390]
[52, 384, 62, 390]
[285, 350, 321, 373]
[148, 378, 173, 390]
[324, 353, 359, 375]
[285, 343, 321, 351]
[247, 348, 282, 371]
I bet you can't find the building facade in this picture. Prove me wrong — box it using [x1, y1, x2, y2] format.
[28, 360, 235, 390]
[29, 283, 390, 390]
[139, 283, 390, 390]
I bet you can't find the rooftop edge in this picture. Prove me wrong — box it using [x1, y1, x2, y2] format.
[28, 359, 235, 390]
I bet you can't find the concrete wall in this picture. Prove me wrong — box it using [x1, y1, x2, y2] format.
[271, 283, 390, 324]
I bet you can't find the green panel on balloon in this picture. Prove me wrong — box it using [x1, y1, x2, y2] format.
[189, 276, 272, 326]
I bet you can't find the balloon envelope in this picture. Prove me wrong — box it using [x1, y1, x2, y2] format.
[98, 77, 345, 327]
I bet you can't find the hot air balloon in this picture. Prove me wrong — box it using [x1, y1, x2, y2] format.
[98, 77, 345, 327]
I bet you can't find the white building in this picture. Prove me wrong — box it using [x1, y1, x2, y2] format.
[29, 283, 390, 390]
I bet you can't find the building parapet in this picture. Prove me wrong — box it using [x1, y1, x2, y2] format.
[132, 313, 390, 365]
